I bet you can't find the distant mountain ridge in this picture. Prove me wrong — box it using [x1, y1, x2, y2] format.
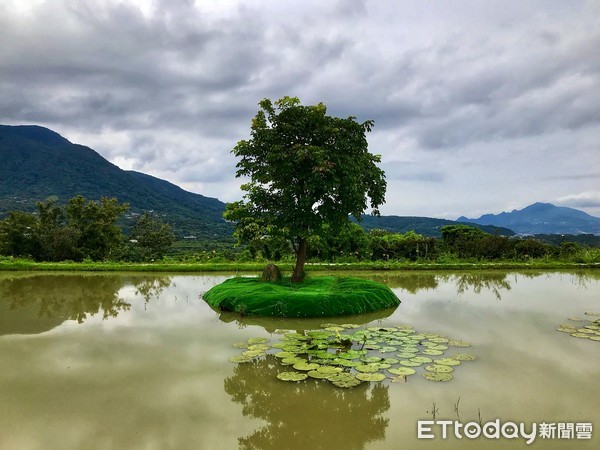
[0, 124, 232, 240]
[355, 215, 514, 237]
[458, 202, 600, 235]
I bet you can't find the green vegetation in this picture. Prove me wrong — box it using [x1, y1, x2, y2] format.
[228, 324, 475, 387]
[203, 276, 400, 317]
[556, 314, 600, 342]
[0, 195, 174, 262]
[224, 96, 386, 282]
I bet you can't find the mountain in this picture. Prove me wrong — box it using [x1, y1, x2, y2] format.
[457, 202, 600, 235]
[0, 124, 232, 240]
[354, 215, 515, 237]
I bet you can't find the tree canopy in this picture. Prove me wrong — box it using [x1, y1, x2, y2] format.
[224, 96, 387, 281]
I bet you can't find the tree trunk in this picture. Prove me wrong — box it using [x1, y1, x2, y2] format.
[291, 238, 308, 283]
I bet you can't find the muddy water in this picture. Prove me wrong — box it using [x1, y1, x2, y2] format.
[0, 271, 598, 449]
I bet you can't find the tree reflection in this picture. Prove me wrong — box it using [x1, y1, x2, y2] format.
[0, 274, 172, 335]
[441, 273, 512, 300]
[224, 355, 390, 449]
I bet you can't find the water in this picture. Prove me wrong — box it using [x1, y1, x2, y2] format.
[0, 271, 598, 449]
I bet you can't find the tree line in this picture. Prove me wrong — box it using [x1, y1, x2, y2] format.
[0, 195, 174, 262]
[228, 223, 597, 264]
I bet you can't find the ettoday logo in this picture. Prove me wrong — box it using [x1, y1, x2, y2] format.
[417, 420, 593, 444]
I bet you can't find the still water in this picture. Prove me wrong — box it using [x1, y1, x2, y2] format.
[0, 271, 598, 450]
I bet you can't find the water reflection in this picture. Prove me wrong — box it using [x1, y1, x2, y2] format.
[217, 307, 397, 333]
[224, 354, 390, 449]
[0, 273, 172, 335]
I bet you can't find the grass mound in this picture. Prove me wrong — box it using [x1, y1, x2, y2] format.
[202, 276, 400, 317]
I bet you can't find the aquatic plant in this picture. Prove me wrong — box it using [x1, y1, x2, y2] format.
[557, 314, 600, 342]
[229, 323, 475, 388]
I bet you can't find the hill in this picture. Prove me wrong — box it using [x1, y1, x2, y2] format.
[457, 202, 600, 235]
[354, 215, 515, 237]
[0, 124, 232, 241]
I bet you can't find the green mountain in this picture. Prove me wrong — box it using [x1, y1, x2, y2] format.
[1, 123, 515, 243]
[457, 202, 600, 235]
[0, 124, 232, 240]
[354, 215, 515, 237]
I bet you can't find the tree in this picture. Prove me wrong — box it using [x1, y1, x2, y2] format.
[128, 211, 175, 261]
[0, 211, 39, 257]
[225, 97, 386, 282]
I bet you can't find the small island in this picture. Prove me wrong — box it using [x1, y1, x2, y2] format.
[203, 97, 399, 317]
[204, 275, 399, 317]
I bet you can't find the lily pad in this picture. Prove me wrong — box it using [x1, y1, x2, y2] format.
[410, 356, 433, 364]
[242, 350, 265, 357]
[570, 332, 592, 338]
[435, 358, 461, 366]
[447, 340, 471, 347]
[248, 344, 270, 351]
[329, 373, 362, 388]
[422, 349, 444, 356]
[399, 360, 422, 367]
[293, 362, 321, 371]
[308, 370, 331, 379]
[229, 355, 257, 363]
[423, 372, 453, 382]
[232, 342, 249, 349]
[356, 372, 386, 382]
[277, 371, 308, 381]
[425, 364, 454, 373]
[452, 353, 476, 361]
[355, 363, 381, 373]
[388, 367, 416, 376]
[274, 351, 298, 359]
[248, 337, 270, 344]
[361, 356, 383, 363]
[316, 365, 343, 375]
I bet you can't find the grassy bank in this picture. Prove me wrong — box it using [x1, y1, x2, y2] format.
[1, 257, 599, 272]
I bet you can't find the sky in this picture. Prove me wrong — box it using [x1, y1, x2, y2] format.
[1, 0, 599, 219]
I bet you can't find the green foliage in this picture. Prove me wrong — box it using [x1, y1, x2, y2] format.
[203, 276, 400, 317]
[369, 230, 437, 261]
[225, 96, 387, 281]
[0, 195, 129, 262]
[0, 211, 39, 257]
[124, 211, 175, 261]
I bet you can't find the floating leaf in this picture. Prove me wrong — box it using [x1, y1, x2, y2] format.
[388, 367, 416, 376]
[399, 360, 422, 367]
[452, 353, 476, 361]
[422, 349, 444, 356]
[410, 356, 433, 364]
[242, 350, 265, 357]
[447, 340, 471, 347]
[425, 364, 454, 373]
[229, 355, 257, 363]
[293, 362, 320, 371]
[277, 371, 308, 381]
[329, 373, 362, 388]
[570, 333, 591, 339]
[308, 370, 330, 379]
[248, 337, 270, 344]
[361, 356, 383, 364]
[379, 346, 398, 353]
[355, 363, 381, 373]
[435, 358, 461, 366]
[274, 351, 298, 359]
[248, 344, 270, 351]
[232, 342, 249, 349]
[423, 372, 453, 382]
[356, 372, 386, 382]
[317, 365, 343, 375]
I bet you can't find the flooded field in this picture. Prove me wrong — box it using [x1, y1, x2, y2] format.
[0, 270, 598, 449]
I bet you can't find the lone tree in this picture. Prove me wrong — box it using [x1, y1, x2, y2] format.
[225, 97, 387, 282]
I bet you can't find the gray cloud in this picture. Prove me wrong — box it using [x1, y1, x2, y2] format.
[1, 0, 599, 218]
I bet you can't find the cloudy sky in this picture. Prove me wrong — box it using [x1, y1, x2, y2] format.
[1, 0, 599, 218]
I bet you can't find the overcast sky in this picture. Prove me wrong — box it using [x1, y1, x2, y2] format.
[1, 0, 599, 218]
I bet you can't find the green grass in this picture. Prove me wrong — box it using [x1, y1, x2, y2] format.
[203, 276, 400, 317]
[0, 257, 599, 272]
